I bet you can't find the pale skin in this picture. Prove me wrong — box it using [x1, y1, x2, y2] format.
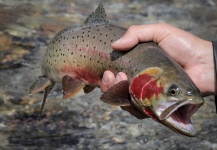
[101, 23, 215, 96]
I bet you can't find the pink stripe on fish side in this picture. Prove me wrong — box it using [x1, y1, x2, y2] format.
[61, 66, 101, 85]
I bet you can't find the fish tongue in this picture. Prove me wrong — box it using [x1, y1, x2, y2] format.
[159, 100, 189, 120]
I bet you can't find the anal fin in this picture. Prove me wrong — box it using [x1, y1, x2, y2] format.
[100, 80, 131, 106]
[29, 76, 51, 94]
[62, 75, 85, 98]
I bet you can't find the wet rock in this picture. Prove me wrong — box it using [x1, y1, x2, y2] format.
[0, 47, 30, 69]
[0, 33, 12, 49]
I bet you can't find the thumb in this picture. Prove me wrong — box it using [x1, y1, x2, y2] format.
[112, 23, 171, 51]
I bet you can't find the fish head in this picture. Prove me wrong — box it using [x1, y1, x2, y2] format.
[129, 67, 204, 136]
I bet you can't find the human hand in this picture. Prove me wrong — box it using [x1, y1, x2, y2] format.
[101, 23, 214, 96]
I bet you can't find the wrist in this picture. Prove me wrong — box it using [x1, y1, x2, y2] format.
[196, 40, 215, 95]
[212, 41, 217, 95]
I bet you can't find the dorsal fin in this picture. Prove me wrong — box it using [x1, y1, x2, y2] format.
[84, 2, 109, 25]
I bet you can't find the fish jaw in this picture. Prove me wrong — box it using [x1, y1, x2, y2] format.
[152, 97, 204, 136]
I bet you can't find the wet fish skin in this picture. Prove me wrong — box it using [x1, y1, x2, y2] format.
[29, 3, 204, 136]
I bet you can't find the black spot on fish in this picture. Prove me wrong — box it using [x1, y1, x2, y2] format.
[71, 52, 73, 55]
[63, 44, 65, 46]
[68, 48, 70, 51]
[77, 35, 79, 38]
[111, 40, 113, 42]
[93, 36, 95, 39]
[104, 42, 106, 45]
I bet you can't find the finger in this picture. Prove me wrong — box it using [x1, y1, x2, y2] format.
[101, 70, 115, 92]
[114, 72, 128, 84]
[112, 23, 173, 51]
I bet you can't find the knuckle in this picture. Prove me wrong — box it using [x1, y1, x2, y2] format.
[128, 25, 138, 33]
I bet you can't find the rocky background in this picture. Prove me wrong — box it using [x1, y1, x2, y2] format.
[0, 0, 216, 149]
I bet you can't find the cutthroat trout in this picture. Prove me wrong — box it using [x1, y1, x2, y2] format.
[30, 3, 204, 137]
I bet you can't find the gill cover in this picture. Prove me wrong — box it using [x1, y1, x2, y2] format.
[129, 67, 163, 107]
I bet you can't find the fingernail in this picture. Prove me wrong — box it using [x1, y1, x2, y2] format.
[102, 75, 109, 85]
[115, 73, 122, 84]
[113, 38, 124, 44]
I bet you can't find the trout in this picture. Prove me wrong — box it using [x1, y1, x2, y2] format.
[30, 3, 204, 137]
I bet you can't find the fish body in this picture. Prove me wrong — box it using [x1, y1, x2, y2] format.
[30, 3, 204, 136]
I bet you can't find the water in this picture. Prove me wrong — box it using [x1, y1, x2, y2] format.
[0, 0, 216, 149]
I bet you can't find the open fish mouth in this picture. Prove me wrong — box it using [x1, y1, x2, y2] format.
[156, 100, 203, 136]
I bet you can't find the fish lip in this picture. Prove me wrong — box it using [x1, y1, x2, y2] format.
[156, 99, 204, 136]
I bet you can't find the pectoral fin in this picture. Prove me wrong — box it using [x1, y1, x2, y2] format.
[39, 81, 55, 121]
[100, 80, 131, 106]
[29, 76, 51, 94]
[121, 106, 149, 119]
[62, 75, 85, 98]
[83, 85, 95, 94]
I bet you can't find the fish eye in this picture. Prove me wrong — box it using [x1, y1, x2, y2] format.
[168, 85, 180, 96]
